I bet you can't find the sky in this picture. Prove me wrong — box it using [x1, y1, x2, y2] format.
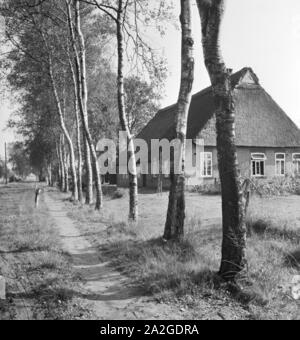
[1, 0, 300, 158]
[160, 0, 300, 123]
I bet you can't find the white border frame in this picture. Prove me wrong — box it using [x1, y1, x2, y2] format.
[275, 153, 286, 177]
[251, 153, 266, 177]
[201, 152, 213, 178]
[292, 153, 300, 174]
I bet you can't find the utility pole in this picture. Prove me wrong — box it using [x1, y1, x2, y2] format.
[4, 142, 8, 184]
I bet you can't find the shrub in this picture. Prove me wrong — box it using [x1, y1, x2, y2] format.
[112, 189, 126, 200]
[250, 176, 300, 197]
[189, 183, 221, 195]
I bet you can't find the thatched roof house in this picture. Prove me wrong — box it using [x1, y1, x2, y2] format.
[118, 68, 300, 189]
[138, 67, 300, 148]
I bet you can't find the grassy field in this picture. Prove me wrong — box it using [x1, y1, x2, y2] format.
[0, 184, 91, 320]
[1, 183, 299, 320]
[66, 188, 300, 320]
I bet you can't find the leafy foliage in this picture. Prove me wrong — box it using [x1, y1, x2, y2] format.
[8, 141, 32, 177]
[1, 0, 166, 168]
[125, 76, 160, 136]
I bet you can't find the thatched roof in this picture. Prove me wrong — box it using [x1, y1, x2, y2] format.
[137, 68, 300, 148]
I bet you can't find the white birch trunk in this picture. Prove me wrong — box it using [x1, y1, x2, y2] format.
[197, 0, 247, 280]
[48, 53, 78, 202]
[69, 57, 83, 202]
[67, 0, 103, 209]
[164, 0, 194, 240]
[84, 136, 94, 204]
[117, 0, 138, 221]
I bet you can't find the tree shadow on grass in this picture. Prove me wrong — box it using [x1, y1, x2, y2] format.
[247, 219, 300, 243]
[98, 227, 272, 309]
[0, 247, 68, 256]
[97, 235, 221, 296]
[284, 249, 300, 269]
[8, 274, 144, 304]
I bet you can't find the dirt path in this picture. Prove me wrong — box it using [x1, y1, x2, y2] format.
[44, 191, 182, 320]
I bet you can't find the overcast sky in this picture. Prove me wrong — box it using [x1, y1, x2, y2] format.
[1, 0, 300, 158]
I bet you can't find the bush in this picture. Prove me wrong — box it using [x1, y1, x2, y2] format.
[100, 185, 126, 199]
[190, 177, 300, 197]
[189, 183, 221, 195]
[250, 176, 300, 197]
[112, 189, 126, 200]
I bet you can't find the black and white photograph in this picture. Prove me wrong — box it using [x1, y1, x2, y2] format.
[0, 0, 300, 324]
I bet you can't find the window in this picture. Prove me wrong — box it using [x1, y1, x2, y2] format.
[275, 153, 286, 176]
[251, 153, 266, 177]
[201, 152, 213, 178]
[293, 154, 300, 174]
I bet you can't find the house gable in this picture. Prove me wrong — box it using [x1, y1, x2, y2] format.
[237, 68, 259, 86]
[137, 67, 300, 148]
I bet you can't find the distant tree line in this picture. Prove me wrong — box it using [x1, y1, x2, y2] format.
[1, 0, 164, 209]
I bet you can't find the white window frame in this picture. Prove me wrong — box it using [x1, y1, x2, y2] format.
[292, 153, 300, 174]
[251, 153, 266, 177]
[275, 153, 286, 177]
[201, 152, 213, 178]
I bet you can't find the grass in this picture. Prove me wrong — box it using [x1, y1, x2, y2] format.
[64, 190, 300, 320]
[112, 218, 300, 319]
[103, 217, 219, 295]
[102, 185, 126, 200]
[246, 216, 300, 241]
[0, 184, 92, 320]
[285, 250, 300, 269]
[240, 206, 300, 319]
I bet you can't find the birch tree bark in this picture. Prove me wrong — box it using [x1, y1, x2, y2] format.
[163, 0, 195, 241]
[69, 57, 83, 202]
[61, 134, 69, 193]
[196, 0, 247, 280]
[75, 99, 83, 202]
[56, 141, 64, 191]
[84, 137, 94, 204]
[117, 0, 138, 221]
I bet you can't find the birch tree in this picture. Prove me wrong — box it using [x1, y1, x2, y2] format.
[56, 138, 64, 191]
[116, 0, 138, 220]
[2, 0, 80, 201]
[196, 0, 248, 280]
[64, 1, 94, 205]
[81, 0, 139, 220]
[68, 56, 84, 202]
[61, 134, 69, 193]
[45, 42, 79, 202]
[66, 0, 103, 210]
[78, 0, 169, 221]
[163, 0, 194, 241]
